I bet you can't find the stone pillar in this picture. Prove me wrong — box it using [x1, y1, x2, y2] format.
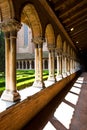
[25, 60, 27, 69]
[48, 49, 56, 83]
[1, 19, 21, 101]
[43, 59, 45, 70]
[32, 37, 45, 88]
[29, 60, 32, 69]
[18, 61, 20, 69]
[4, 32, 10, 90]
[38, 44, 44, 87]
[63, 55, 67, 77]
[58, 53, 63, 80]
[56, 52, 60, 81]
[22, 61, 23, 69]
[34, 44, 39, 82]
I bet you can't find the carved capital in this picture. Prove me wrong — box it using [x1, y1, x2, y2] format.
[47, 44, 55, 50]
[0, 19, 22, 32]
[32, 36, 45, 44]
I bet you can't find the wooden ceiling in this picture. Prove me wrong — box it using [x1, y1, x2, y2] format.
[46, 0, 87, 55]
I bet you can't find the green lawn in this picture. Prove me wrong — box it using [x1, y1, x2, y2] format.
[0, 70, 49, 96]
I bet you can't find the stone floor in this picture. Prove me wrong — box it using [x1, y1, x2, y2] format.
[0, 80, 54, 113]
[0, 73, 87, 130]
[22, 72, 87, 130]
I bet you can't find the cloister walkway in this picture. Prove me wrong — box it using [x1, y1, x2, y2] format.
[22, 72, 87, 130]
[0, 80, 54, 112]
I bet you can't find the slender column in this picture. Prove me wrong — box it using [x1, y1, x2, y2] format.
[29, 60, 32, 69]
[48, 49, 56, 82]
[32, 36, 45, 88]
[43, 59, 45, 70]
[34, 44, 39, 81]
[22, 61, 23, 69]
[63, 55, 67, 77]
[56, 53, 60, 81]
[1, 30, 20, 101]
[67, 57, 70, 75]
[33, 43, 45, 88]
[38, 44, 45, 87]
[62, 55, 65, 77]
[4, 32, 10, 90]
[25, 60, 27, 69]
[58, 53, 63, 80]
[18, 61, 20, 69]
[1, 19, 21, 101]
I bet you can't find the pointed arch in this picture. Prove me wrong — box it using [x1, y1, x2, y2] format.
[21, 4, 42, 38]
[0, 0, 14, 21]
[56, 34, 62, 50]
[45, 24, 55, 47]
[63, 41, 67, 53]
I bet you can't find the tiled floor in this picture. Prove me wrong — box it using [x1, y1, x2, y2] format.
[22, 72, 87, 130]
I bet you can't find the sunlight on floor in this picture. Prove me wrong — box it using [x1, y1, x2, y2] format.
[43, 121, 56, 130]
[19, 86, 41, 100]
[0, 99, 15, 112]
[76, 77, 84, 84]
[65, 92, 79, 105]
[54, 102, 74, 129]
[70, 86, 81, 94]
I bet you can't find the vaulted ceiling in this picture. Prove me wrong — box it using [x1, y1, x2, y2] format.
[46, 0, 87, 56]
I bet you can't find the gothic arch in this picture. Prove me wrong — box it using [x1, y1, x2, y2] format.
[21, 4, 42, 39]
[56, 34, 62, 51]
[63, 41, 67, 53]
[0, 0, 14, 21]
[45, 24, 55, 48]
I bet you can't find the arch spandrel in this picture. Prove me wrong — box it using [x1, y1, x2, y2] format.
[45, 24, 55, 48]
[56, 34, 62, 51]
[21, 4, 42, 39]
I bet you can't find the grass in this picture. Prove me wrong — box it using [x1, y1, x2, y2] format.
[0, 70, 49, 96]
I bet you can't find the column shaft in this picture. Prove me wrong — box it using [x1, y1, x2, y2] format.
[5, 32, 10, 90]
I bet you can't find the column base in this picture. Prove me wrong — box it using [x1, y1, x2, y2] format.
[1, 90, 21, 102]
[67, 72, 71, 76]
[56, 74, 63, 81]
[47, 76, 56, 83]
[62, 73, 67, 78]
[32, 80, 45, 88]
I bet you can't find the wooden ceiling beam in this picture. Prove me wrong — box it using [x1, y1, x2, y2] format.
[65, 15, 87, 28]
[59, 0, 87, 18]
[63, 8, 87, 24]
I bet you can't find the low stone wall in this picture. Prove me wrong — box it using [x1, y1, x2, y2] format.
[0, 71, 80, 130]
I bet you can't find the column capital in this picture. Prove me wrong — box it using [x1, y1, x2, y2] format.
[48, 44, 55, 50]
[0, 19, 22, 32]
[32, 36, 45, 44]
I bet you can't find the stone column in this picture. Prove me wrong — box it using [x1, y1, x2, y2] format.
[58, 53, 63, 80]
[48, 49, 56, 83]
[38, 44, 45, 87]
[18, 61, 20, 69]
[1, 19, 21, 101]
[25, 60, 27, 69]
[63, 55, 67, 77]
[4, 32, 10, 90]
[29, 60, 32, 69]
[22, 61, 23, 69]
[43, 59, 45, 70]
[56, 52, 60, 81]
[33, 44, 39, 83]
[32, 36, 45, 88]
